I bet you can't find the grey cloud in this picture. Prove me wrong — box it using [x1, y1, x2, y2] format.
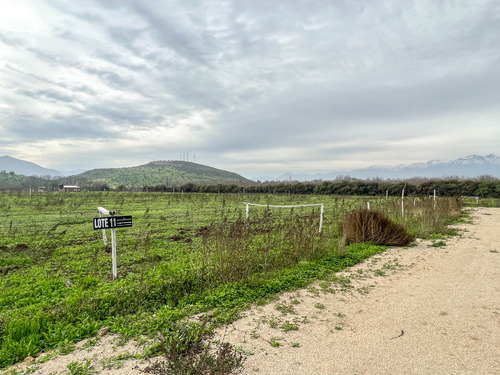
[86, 102, 164, 125]
[0, 32, 26, 47]
[16, 88, 75, 103]
[200, 63, 500, 153]
[83, 66, 135, 90]
[4, 114, 117, 141]
[122, 2, 214, 66]
[93, 49, 149, 72]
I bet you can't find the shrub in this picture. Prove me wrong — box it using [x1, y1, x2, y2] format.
[340, 209, 414, 246]
[144, 318, 246, 375]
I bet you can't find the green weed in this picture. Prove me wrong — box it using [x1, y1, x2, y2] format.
[66, 359, 96, 375]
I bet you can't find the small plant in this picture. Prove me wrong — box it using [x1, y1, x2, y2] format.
[267, 317, 280, 329]
[4, 369, 23, 375]
[144, 317, 246, 375]
[24, 365, 40, 374]
[429, 233, 445, 240]
[269, 338, 282, 348]
[306, 286, 320, 297]
[37, 352, 58, 364]
[291, 342, 300, 348]
[374, 269, 386, 277]
[58, 340, 76, 355]
[66, 359, 96, 375]
[429, 240, 447, 248]
[274, 303, 296, 315]
[101, 355, 128, 370]
[314, 303, 326, 310]
[280, 321, 299, 332]
[250, 329, 260, 339]
[357, 286, 370, 295]
[82, 339, 99, 350]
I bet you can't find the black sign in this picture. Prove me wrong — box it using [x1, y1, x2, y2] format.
[93, 216, 132, 230]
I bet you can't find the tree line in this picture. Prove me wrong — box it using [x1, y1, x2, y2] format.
[143, 177, 500, 198]
[2, 169, 500, 198]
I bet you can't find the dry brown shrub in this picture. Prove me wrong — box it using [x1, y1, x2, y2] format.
[340, 209, 415, 246]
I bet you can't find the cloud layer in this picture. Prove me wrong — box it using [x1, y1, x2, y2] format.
[1, 0, 499, 179]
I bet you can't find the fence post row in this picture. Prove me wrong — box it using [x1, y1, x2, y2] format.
[244, 202, 325, 233]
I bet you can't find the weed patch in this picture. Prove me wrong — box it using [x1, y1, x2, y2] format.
[144, 318, 246, 375]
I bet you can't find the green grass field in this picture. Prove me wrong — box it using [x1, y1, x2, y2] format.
[0, 192, 463, 368]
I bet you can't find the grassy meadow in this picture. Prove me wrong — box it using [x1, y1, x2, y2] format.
[0, 191, 463, 368]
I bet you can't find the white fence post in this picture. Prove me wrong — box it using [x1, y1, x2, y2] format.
[111, 228, 117, 279]
[319, 204, 324, 233]
[401, 185, 406, 217]
[98, 207, 109, 246]
[245, 203, 250, 227]
[97, 206, 117, 279]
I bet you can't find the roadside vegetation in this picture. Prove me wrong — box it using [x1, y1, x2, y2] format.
[0, 192, 463, 369]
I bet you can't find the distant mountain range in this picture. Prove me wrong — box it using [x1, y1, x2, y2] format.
[1, 154, 499, 187]
[0, 155, 63, 176]
[277, 154, 500, 181]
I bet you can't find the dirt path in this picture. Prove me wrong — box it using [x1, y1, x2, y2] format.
[226, 207, 500, 375]
[5, 207, 500, 375]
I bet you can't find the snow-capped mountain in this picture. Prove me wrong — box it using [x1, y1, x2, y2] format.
[277, 155, 500, 181]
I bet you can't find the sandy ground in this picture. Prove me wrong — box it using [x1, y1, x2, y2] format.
[4, 207, 500, 375]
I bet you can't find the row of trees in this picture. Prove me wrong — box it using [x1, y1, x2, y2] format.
[144, 178, 500, 198]
[2, 169, 500, 198]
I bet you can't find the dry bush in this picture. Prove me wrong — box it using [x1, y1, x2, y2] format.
[340, 209, 414, 246]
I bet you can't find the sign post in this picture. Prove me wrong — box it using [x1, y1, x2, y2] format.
[94, 207, 132, 279]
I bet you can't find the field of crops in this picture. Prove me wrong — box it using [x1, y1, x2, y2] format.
[0, 191, 463, 368]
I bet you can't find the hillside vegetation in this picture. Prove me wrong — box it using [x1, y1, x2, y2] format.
[68, 161, 253, 189]
[0, 171, 50, 190]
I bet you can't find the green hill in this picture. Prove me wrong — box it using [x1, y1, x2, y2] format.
[74, 161, 253, 189]
[0, 170, 45, 190]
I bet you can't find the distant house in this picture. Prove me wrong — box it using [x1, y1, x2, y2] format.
[58, 184, 81, 192]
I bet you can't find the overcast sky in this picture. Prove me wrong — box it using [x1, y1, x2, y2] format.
[1, 0, 499, 179]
